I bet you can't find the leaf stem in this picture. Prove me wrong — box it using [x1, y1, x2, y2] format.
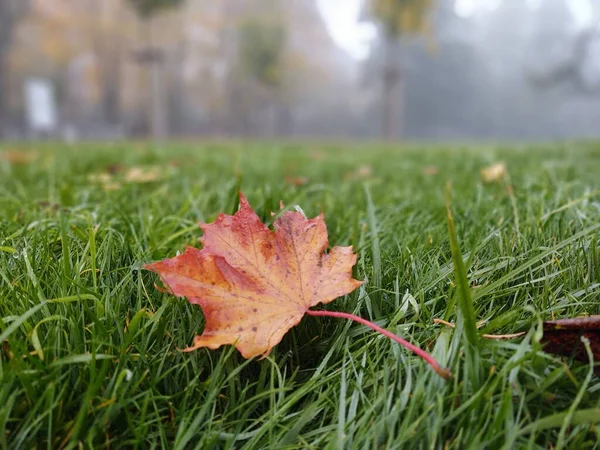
[306, 309, 451, 380]
[433, 318, 526, 340]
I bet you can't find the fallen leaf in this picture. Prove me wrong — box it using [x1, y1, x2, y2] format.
[541, 316, 600, 373]
[88, 172, 122, 191]
[284, 175, 309, 186]
[435, 315, 600, 373]
[481, 162, 507, 183]
[0, 150, 38, 164]
[344, 164, 373, 181]
[106, 163, 124, 175]
[88, 165, 166, 190]
[102, 182, 122, 191]
[423, 165, 439, 176]
[145, 193, 363, 358]
[356, 165, 372, 177]
[145, 193, 452, 378]
[125, 166, 161, 183]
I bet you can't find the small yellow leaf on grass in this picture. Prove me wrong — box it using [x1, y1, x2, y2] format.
[88, 172, 122, 191]
[125, 166, 162, 183]
[88, 165, 166, 191]
[88, 173, 113, 184]
[481, 162, 507, 183]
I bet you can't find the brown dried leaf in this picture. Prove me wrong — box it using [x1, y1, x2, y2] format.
[542, 316, 600, 373]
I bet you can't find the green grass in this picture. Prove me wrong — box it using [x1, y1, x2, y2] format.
[1, 141, 600, 449]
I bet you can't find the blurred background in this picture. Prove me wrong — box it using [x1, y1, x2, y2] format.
[1, 0, 600, 142]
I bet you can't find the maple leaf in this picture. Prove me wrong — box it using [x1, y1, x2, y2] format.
[146, 193, 451, 379]
[145, 193, 363, 359]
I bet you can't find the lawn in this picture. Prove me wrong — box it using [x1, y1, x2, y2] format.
[1, 141, 600, 449]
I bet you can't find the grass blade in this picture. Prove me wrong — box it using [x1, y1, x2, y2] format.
[445, 185, 478, 348]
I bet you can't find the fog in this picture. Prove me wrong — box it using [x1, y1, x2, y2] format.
[1, 0, 599, 142]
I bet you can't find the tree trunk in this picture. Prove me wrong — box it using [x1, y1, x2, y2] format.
[99, 33, 122, 127]
[275, 102, 293, 137]
[0, 1, 12, 137]
[97, 1, 121, 126]
[98, 44, 122, 126]
[0, 47, 9, 137]
[0, 0, 30, 137]
[381, 36, 402, 141]
[145, 18, 167, 141]
[150, 59, 166, 139]
[267, 96, 277, 138]
[167, 41, 187, 136]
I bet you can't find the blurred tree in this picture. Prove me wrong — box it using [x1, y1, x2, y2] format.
[522, 0, 600, 138]
[239, 19, 285, 90]
[9, 0, 139, 135]
[408, 45, 492, 138]
[526, 0, 600, 96]
[209, 0, 345, 138]
[126, 0, 186, 139]
[477, 1, 538, 138]
[237, 12, 286, 136]
[0, 0, 30, 136]
[366, 0, 434, 140]
[95, 1, 127, 126]
[126, 0, 185, 18]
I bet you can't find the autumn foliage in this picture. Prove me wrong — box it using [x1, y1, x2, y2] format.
[147, 193, 451, 378]
[146, 193, 363, 358]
